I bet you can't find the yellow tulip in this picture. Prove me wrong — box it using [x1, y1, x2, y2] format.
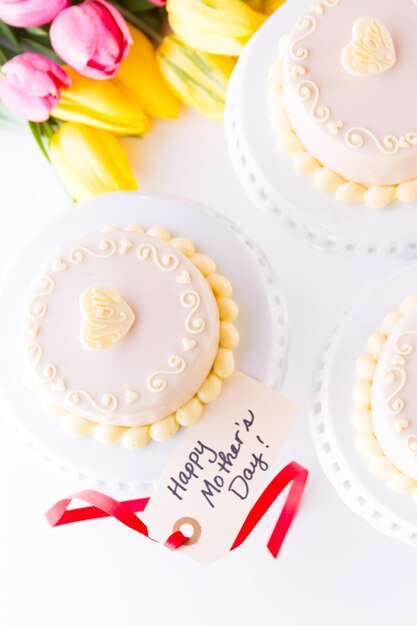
[166, 0, 266, 56]
[157, 35, 234, 119]
[264, 0, 285, 15]
[113, 26, 179, 119]
[50, 122, 138, 202]
[51, 66, 150, 136]
[244, 0, 264, 11]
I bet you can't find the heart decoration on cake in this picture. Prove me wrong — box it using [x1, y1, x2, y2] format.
[327, 121, 344, 135]
[182, 337, 197, 351]
[52, 378, 66, 392]
[119, 239, 133, 255]
[176, 270, 191, 285]
[124, 389, 140, 405]
[28, 323, 40, 337]
[52, 258, 68, 273]
[342, 16, 396, 77]
[394, 418, 410, 433]
[79, 286, 135, 351]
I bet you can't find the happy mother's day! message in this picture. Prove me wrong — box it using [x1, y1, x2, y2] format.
[166, 409, 271, 509]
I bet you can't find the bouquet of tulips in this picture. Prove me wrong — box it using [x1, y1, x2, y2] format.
[0, 0, 284, 201]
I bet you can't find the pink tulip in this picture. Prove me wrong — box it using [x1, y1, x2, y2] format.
[0, 0, 69, 27]
[0, 53, 71, 122]
[50, 0, 132, 80]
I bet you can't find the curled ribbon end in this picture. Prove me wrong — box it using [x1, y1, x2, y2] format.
[231, 462, 309, 559]
[164, 529, 189, 551]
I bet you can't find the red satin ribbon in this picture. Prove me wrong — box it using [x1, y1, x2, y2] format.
[46, 461, 308, 558]
[231, 461, 308, 557]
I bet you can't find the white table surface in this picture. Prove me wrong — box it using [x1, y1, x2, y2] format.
[0, 107, 413, 626]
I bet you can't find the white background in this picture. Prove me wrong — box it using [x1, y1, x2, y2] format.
[0, 108, 414, 625]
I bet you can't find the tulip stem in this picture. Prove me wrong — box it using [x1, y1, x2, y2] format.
[42, 121, 56, 141]
[112, 2, 164, 43]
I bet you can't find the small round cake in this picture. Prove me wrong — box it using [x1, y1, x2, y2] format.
[269, 0, 417, 208]
[21, 225, 239, 449]
[352, 294, 417, 497]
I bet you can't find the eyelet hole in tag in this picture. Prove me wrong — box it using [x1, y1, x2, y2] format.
[173, 516, 201, 545]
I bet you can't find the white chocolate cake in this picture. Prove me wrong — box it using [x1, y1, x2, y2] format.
[20, 226, 239, 449]
[352, 294, 417, 497]
[269, 0, 417, 209]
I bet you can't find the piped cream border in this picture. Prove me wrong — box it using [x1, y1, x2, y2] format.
[26, 225, 240, 450]
[352, 294, 417, 497]
[269, 44, 417, 209]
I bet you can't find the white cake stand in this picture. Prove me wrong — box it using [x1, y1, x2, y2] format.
[0, 192, 289, 496]
[310, 261, 417, 547]
[224, 0, 417, 258]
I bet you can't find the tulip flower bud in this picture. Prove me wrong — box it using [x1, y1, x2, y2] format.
[0, 53, 70, 122]
[156, 35, 235, 119]
[52, 66, 150, 136]
[0, 0, 69, 27]
[166, 0, 266, 56]
[50, 0, 132, 80]
[264, 0, 286, 15]
[50, 122, 138, 202]
[114, 26, 179, 119]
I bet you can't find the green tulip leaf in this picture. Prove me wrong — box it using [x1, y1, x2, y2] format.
[18, 38, 61, 63]
[28, 121, 51, 162]
[0, 21, 21, 51]
[24, 27, 50, 38]
[118, 0, 156, 13]
[0, 45, 10, 64]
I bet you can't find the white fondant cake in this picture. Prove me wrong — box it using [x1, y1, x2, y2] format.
[269, 0, 417, 208]
[20, 226, 239, 449]
[352, 294, 417, 497]
[372, 308, 417, 482]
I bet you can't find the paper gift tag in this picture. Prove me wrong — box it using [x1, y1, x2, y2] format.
[145, 371, 300, 564]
